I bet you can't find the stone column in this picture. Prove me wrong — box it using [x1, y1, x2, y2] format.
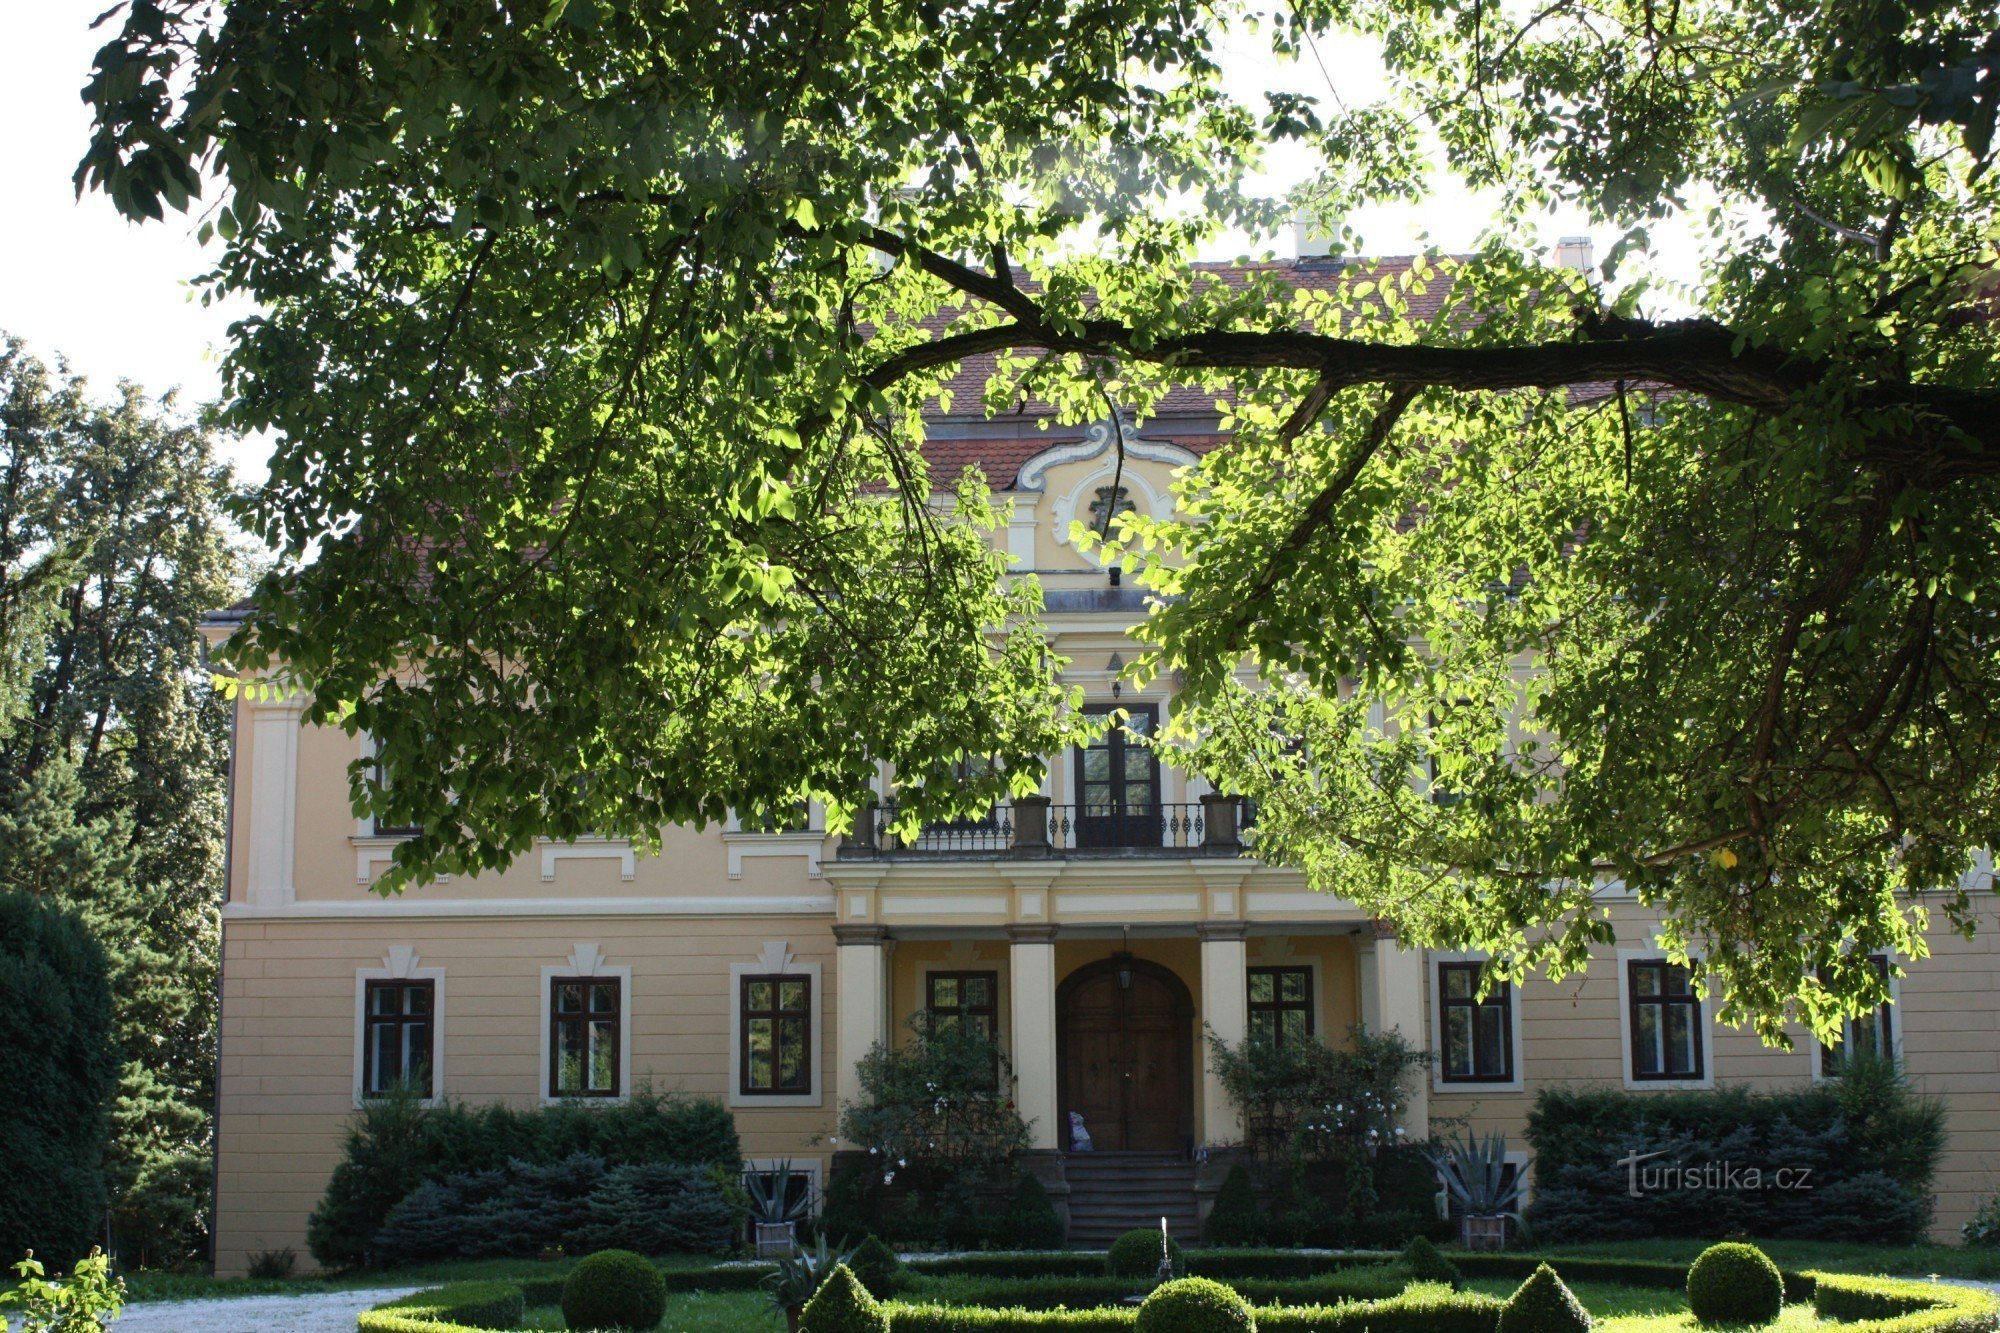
[1008, 924, 1061, 1151]
[1198, 922, 1249, 1146]
[1370, 921, 1430, 1139]
[832, 925, 889, 1115]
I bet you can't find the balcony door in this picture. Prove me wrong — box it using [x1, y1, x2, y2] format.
[1074, 703, 1161, 848]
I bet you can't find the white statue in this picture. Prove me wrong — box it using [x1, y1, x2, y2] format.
[1069, 1110, 1093, 1151]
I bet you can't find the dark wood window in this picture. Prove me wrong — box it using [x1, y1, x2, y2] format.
[549, 977, 621, 1097]
[1074, 703, 1162, 848]
[1820, 954, 1894, 1076]
[924, 758, 1001, 834]
[1438, 961, 1513, 1082]
[362, 979, 434, 1098]
[370, 756, 422, 836]
[1628, 960, 1703, 1080]
[1247, 966, 1314, 1046]
[741, 974, 812, 1095]
[927, 970, 1000, 1089]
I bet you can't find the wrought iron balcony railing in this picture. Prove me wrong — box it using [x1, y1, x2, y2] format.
[838, 796, 1246, 859]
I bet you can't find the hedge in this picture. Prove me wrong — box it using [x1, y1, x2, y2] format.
[357, 1281, 526, 1332]
[1810, 1273, 2000, 1333]
[899, 1250, 1397, 1283]
[883, 1285, 1505, 1333]
[1448, 1251, 1817, 1303]
[904, 1266, 1409, 1311]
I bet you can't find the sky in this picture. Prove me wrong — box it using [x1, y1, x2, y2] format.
[0, 2, 1685, 491]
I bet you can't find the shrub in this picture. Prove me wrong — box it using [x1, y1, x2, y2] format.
[849, 1235, 905, 1299]
[363, 1281, 525, 1330]
[246, 1247, 297, 1279]
[1203, 1166, 1263, 1247]
[0, 1248, 126, 1333]
[1006, 1174, 1067, 1250]
[1403, 1236, 1462, 1289]
[1811, 1272, 2000, 1326]
[1135, 1277, 1255, 1333]
[0, 894, 118, 1269]
[1496, 1265, 1591, 1333]
[578, 1162, 739, 1256]
[1965, 1193, 2000, 1247]
[562, 1250, 667, 1332]
[1109, 1229, 1184, 1279]
[1687, 1243, 1783, 1327]
[308, 1085, 739, 1269]
[902, 1269, 1407, 1311]
[801, 1265, 890, 1333]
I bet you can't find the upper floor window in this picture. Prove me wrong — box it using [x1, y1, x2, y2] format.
[363, 979, 434, 1098]
[370, 755, 422, 837]
[549, 977, 621, 1097]
[1074, 703, 1162, 848]
[1820, 954, 1894, 1076]
[1628, 959, 1702, 1081]
[1247, 966, 1313, 1046]
[740, 974, 812, 1095]
[1438, 961, 1513, 1083]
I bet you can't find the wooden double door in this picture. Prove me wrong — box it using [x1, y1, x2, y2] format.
[1057, 957, 1194, 1153]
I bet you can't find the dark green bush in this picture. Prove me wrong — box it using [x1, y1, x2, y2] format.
[0, 893, 118, 1269]
[562, 1249, 666, 1331]
[363, 1281, 526, 1330]
[1524, 1078, 1943, 1244]
[308, 1087, 739, 1269]
[1810, 1272, 2000, 1328]
[903, 1268, 1406, 1311]
[881, 1285, 1507, 1333]
[1203, 1165, 1263, 1247]
[579, 1162, 740, 1256]
[1687, 1243, 1783, 1327]
[1006, 1173, 1067, 1250]
[1135, 1277, 1255, 1333]
[1496, 1264, 1592, 1333]
[849, 1235, 905, 1299]
[801, 1265, 890, 1333]
[1402, 1236, 1462, 1289]
[1108, 1229, 1184, 1279]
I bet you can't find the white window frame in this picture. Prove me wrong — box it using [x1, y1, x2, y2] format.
[729, 945, 824, 1109]
[1812, 951, 1903, 1082]
[353, 963, 446, 1109]
[743, 1157, 824, 1221]
[723, 802, 826, 880]
[1428, 951, 1525, 1094]
[539, 947, 635, 1105]
[1616, 947, 1715, 1090]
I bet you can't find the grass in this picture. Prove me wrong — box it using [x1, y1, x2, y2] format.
[521, 1292, 781, 1331]
[1528, 1238, 2000, 1282]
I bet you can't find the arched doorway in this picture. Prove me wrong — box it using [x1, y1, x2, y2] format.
[1056, 956, 1195, 1153]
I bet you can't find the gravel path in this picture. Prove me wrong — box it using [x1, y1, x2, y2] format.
[106, 1286, 423, 1333]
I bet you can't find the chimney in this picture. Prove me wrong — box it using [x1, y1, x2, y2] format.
[1293, 208, 1342, 261]
[1555, 235, 1594, 273]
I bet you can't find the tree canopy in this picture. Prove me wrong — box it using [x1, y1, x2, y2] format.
[77, 0, 2000, 1038]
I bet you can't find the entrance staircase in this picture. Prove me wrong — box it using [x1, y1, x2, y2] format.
[1063, 1152, 1201, 1248]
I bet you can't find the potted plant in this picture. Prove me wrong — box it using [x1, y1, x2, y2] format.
[760, 1234, 854, 1332]
[746, 1159, 812, 1257]
[1426, 1131, 1529, 1251]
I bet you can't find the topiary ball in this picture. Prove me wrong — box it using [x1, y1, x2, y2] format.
[1135, 1276, 1257, 1333]
[561, 1248, 666, 1331]
[1403, 1234, 1464, 1289]
[1497, 1263, 1593, 1333]
[797, 1264, 888, 1333]
[845, 1235, 903, 1300]
[1109, 1228, 1186, 1278]
[1687, 1242, 1784, 1327]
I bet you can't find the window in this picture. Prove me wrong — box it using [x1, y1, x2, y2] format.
[1438, 962, 1513, 1083]
[1820, 954, 1894, 1076]
[1073, 703, 1162, 848]
[370, 755, 422, 837]
[1247, 966, 1314, 1046]
[922, 757, 1001, 835]
[740, 974, 813, 1096]
[1627, 959, 1703, 1081]
[926, 970, 999, 1040]
[362, 979, 435, 1097]
[548, 977, 622, 1097]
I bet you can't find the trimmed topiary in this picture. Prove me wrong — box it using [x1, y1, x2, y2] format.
[846, 1235, 903, 1299]
[1109, 1228, 1186, 1279]
[1403, 1235, 1464, 1289]
[1203, 1164, 1264, 1247]
[797, 1265, 888, 1333]
[1135, 1276, 1257, 1333]
[1687, 1242, 1784, 1327]
[1496, 1263, 1593, 1333]
[561, 1249, 666, 1331]
[1005, 1172, 1067, 1250]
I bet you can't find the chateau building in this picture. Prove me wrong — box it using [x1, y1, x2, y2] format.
[203, 258, 2000, 1276]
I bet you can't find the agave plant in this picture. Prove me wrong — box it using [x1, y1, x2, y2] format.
[761, 1234, 856, 1325]
[1425, 1130, 1529, 1218]
[745, 1159, 814, 1226]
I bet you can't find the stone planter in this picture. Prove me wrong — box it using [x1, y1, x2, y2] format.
[1461, 1213, 1508, 1251]
[755, 1220, 798, 1258]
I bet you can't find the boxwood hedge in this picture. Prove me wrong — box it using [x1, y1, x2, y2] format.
[1811, 1273, 2000, 1333]
[356, 1281, 525, 1331]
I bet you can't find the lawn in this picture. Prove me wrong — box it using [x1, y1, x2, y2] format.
[1465, 1280, 1842, 1333]
[1529, 1239, 2000, 1283]
[521, 1291, 780, 1331]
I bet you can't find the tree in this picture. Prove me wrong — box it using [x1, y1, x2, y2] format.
[0, 339, 245, 1265]
[76, 0, 2000, 1038]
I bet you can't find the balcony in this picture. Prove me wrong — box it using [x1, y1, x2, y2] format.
[837, 796, 1246, 860]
